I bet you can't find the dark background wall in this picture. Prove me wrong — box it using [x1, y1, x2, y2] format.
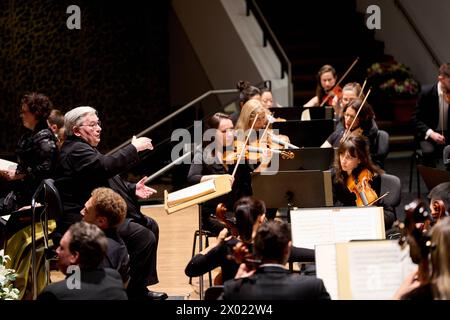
[0, 0, 169, 155]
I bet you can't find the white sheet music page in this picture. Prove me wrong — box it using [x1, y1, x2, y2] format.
[290, 207, 383, 250]
[0, 158, 17, 171]
[290, 210, 335, 249]
[167, 179, 216, 207]
[315, 244, 338, 300]
[332, 207, 382, 242]
[347, 241, 406, 299]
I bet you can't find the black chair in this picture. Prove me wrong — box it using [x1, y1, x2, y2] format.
[204, 285, 224, 300]
[189, 229, 213, 286]
[443, 145, 450, 169]
[30, 178, 63, 299]
[373, 130, 390, 169]
[380, 173, 401, 217]
[409, 148, 422, 197]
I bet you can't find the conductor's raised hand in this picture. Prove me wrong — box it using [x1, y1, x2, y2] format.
[135, 176, 157, 199]
[131, 135, 154, 152]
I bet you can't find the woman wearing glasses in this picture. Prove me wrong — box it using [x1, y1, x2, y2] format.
[321, 98, 379, 157]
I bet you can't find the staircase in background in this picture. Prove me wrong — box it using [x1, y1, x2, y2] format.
[255, 0, 390, 105]
[254, 0, 415, 153]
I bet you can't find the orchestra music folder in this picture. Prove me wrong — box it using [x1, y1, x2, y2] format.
[163, 174, 232, 214]
[315, 240, 416, 300]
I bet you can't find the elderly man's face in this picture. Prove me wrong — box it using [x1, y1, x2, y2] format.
[75, 114, 102, 147]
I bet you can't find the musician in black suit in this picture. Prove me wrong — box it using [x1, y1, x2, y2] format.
[412, 63, 450, 167]
[55, 106, 167, 300]
[222, 221, 330, 300]
[38, 222, 127, 300]
[81, 187, 130, 285]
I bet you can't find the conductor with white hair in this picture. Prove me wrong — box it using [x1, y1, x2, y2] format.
[54, 106, 167, 300]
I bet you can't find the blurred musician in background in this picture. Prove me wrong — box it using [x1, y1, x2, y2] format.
[304, 64, 341, 107]
[230, 80, 261, 125]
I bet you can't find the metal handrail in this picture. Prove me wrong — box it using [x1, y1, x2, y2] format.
[245, 0, 293, 105]
[394, 0, 441, 68]
[107, 89, 238, 155]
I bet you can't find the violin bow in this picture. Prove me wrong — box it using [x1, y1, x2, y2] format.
[359, 78, 368, 98]
[320, 57, 360, 107]
[367, 191, 390, 206]
[231, 115, 259, 178]
[341, 88, 372, 143]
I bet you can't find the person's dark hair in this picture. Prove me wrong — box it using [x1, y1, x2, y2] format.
[342, 98, 375, 132]
[316, 65, 337, 101]
[21, 92, 53, 121]
[236, 80, 260, 107]
[439, 63, 450, 77]
[429, 182, 450, 211]
[234, 197, 266, 242]
[253, 221, 291, 263]
[334, 134, 383, 185]
[68, 221, 108, 270]
[203, 112, 232, 150]
[205, 112, 231, 131]
[47, 109, 64, 129]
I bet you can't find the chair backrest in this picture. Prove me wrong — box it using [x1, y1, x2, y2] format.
[372, 130, 389, 169]
[204, 285, 224, 300]
[443, 145, 450, 165]
[42, 179, 63, 220]
[380, 173, 401, 208]
[376, 130, 389, 158]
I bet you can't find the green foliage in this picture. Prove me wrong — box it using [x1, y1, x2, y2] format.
[0, 252, 20, 300]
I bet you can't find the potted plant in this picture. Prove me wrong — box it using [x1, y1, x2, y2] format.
[0, 251, 20, 300]
[367, 61, 420, 124]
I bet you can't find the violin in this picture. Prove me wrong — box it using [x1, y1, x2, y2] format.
[319, 57, 360, 107]
[215, 204, 261, 283]
[223, 138, 294, 164]
[398, 199, 432, 284]
[346, 168, 378, 206]
[321, 85, 342, 107]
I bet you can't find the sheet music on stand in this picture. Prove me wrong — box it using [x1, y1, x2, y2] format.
[164, 174, 232, 214]
[316, 240, 417, 300]
[290, 206, 385, 250]
[163, 174, 232, 300]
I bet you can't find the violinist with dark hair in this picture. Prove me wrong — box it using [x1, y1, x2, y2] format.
[322, 98, 384, 167]
[332, 135, 396, 230]
[304, 64, 342, 107]
[222, 220, 330, 300]
[184, 197, 315, 285]
[187, 113, 235, 236]
[230, 80, 261, 125]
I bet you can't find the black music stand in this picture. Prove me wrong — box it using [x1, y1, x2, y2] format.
[278, 147, 335, 171]
[417, 164, 450, 192]
[251, 170, 333, 222]
[302, 106, 334, 120]
[269, 106, 334, 121]
[272, 119, 334, 148]
[269, 107, 302, 120]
